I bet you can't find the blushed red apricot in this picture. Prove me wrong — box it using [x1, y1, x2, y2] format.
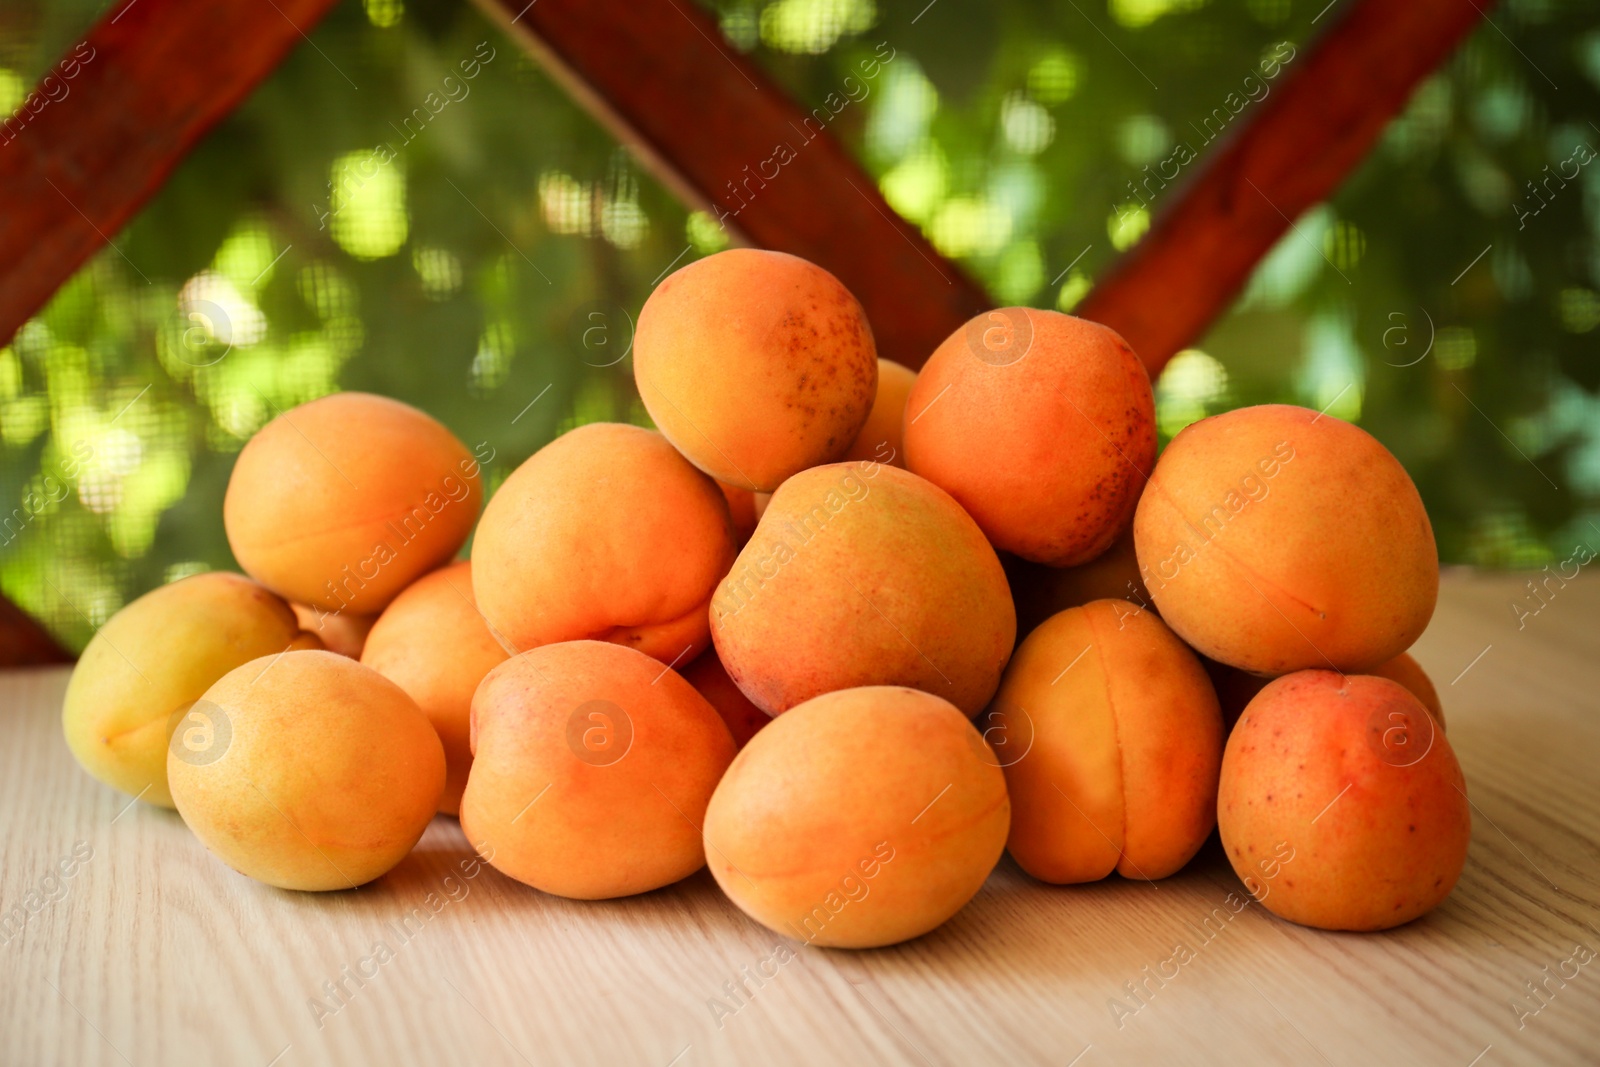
[1218, 671, 1470, 931]
[460, 641, 736, 899]
[988, 601, 1222, 883]
[1005, 529, 1151, 639]
[904, 309, 1155, 566]
[703, 686, 1009, 948]
[1133, 404, 1438, 675]
[712, 461, 1015, 717]
[681, 646, 771, 749]
[842, 357, 917, 467]
[362, 561, 508, 815]
[471, 423, 735, 663]
[224, 392, 483, 614]
[168, 650, 445, 891]
[634, 249, 877, 492]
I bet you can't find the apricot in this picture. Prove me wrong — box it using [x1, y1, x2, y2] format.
[1133, 404, 1438, 674]
[703, 686, 1009, 948]
[460, 641, 736, 899]
[718, 481, 759, 547]
[1218, 671, 1470, 931]
[712, 461, 1015, 716]
[1371, 652, 1444, 724]
[62, 572, 315, 809]
[472, 423, 735, 662]
[988, 601, 1222, 883]
[292, 602, 376, 658]
[167, 650, 444, 890]
[1006, 529, 1151, 638]
[681, 646, 771, 749]
[904, 309, 1155, 566]
[1208, 651, 1445, 732]
[842, 357, 917, 467]
[361, 561, 507, 815]
[224, 392, 483, 614]
[634, 248, 877, 492]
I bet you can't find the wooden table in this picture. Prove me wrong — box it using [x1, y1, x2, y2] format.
[2, 571, 1595, 1066]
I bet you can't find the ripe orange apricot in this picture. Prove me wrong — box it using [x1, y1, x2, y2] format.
[1133, 404, 1438, 674]
[703, 686, 1009, 948]
[634, 249, 877, 492]
[1006, 529, 1151, 639]
[292, 602, 376, 658]
[681, 646, 771, 749]
[904, 309, 1155, 566]
[1218, 671, 1470, 931]
[717, 481, 759, 547]
[712, 461, 1015, 717]
[841, 357, 917, 467]
[1207, 651, 1445, 732]
[224, 392, 483, 615]
[988, 601, 1222, 883]
[472, 423, 735, 662]
[460, 641, 736, 899]
[1371, 652, 1444, 724]
[361, 561, 508, 815]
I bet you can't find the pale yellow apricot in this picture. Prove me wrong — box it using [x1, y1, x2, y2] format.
[168, 650, 445, 890]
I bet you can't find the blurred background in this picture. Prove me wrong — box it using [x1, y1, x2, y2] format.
[1, 0, 1596, 652]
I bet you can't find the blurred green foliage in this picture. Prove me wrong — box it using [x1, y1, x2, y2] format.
[1, 0, 1596, 652]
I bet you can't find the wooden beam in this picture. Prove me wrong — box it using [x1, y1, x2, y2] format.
[0, 593, 73, 667]
[470, 0, 992, 370]
[1076, 0, 1493, 373]
[0, 0, 343, 347]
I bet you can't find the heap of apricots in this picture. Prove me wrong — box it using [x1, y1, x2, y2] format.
[64, 248, 1468, 945]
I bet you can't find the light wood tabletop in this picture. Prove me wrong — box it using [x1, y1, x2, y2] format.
[1, 570, 1596, 1067]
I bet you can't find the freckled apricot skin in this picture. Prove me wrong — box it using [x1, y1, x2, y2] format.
[904, 309, 1156, 567]
[989, 601, 1222, 884]
[362, 561, 508, 815]
[703, 686, 1010, 949]
[1218, 671, 1470, 931]
[1207, 651, 1446, 733]
[292, 603, 376, 659]
[841, 358, 917, 467]
[1133, 404, 1438, 675]
[1005, 529, 1152, 639]
[459, 641, 736, 900]
[634, 249, 878, 492]
[711, 462, 1015, 717]
[681, 646, 771, 749]
[63, 572, 314, 809]
[471, 423, 736, 662]
[167, 650, 445, 891]
[223, 392, 483, 615]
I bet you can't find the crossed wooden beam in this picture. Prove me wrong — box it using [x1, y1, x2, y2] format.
[0, 0, 1490, 663]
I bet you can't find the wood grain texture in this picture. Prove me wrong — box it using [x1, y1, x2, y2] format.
[0, 0, 343, 347]
[469, 0, 992, 370]
[1, 571, 1596, 1066]
[1075, 0, 1492, 373]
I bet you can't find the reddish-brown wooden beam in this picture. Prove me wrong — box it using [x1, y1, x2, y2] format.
[470, 0, 992, 370]
[0, 0, 344, 347]
[1077, 0, 1493, 372]
[0, 593, 73, 668]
